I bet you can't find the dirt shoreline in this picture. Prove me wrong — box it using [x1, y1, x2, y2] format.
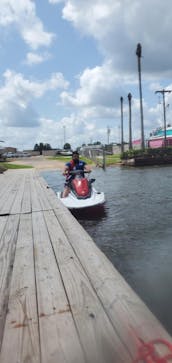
[9, 155, 66, 171]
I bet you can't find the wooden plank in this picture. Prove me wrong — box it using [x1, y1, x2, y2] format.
[20, 172, 32, 214]
[0, 213, 40, 363]
[10, 173, 26, 215]
[36, 175, 63, 211]
[44, 209, 131, 363]
[0, 173, 16, 201]
[53, 205, 172, 360]
[33, 176, 52, 211]
[30, 171, 42, 212]
[0, 214, 20, 349]
[0, 174, 21, 215]
[0, 216, 7, 238]
[32, 211, 86, 363]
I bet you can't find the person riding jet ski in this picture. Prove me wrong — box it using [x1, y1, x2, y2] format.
[62, 150, 91, 198]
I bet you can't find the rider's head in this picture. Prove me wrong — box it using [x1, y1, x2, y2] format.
[72, 151, 79, 164]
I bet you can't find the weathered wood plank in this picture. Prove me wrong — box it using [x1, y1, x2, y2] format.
[53, 205, 172, 360]
[32, 211, 86, 363]
[0, 214, 20, 349]
[1, 170, 172, 362]
[20, 173, 32, 214]
[0, 173, 16, 201]
[0, 213, 40, 363]
[33, 176, 52, 211]
[36, 175, 62, 211]
[44, 209, 131, 363]
[0, 174, 22, 215]
[0, 216, 7, 238]
[30, 171, 42, 212]
[10, 173, 26, 215]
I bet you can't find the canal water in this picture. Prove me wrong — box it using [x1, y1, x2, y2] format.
[42, 165, 172, 335]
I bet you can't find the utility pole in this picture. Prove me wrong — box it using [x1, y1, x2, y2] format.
[128, 93, 132, 150]
[63, 125, 66, 147]
[107, 126, 111, 145]
[120, 97, 124, 153]
[136, 43, 145, 149]
[155, 89, 172, 147]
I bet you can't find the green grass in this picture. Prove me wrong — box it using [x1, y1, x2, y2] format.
[0, 162, 33, 169]
[105, 154, 121, 165]
[48, 155, 94, 164]
[49, 154, 121, 166]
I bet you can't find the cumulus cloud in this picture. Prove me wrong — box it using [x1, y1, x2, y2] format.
[61, 61, 127, 108]
[0, 0, 55, 49]
[60, 0, 172, 75]
[2, 0, 172, 149]
[0, 70, 69, 127]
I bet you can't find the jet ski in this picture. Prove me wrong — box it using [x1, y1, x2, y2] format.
[57, 170, 105, 210]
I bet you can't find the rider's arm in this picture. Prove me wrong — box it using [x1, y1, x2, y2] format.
[63, 163, 70, 176]
[84, 162, 91, 173]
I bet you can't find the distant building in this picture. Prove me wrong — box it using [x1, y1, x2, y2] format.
[3, 146, 17, 153]
[148, 125, 172, 148]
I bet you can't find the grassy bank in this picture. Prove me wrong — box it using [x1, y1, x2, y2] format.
[49, 154, 121, 166]
[49, 155, 95, 164]
[106, 154, 121, 165]
[0, 162, 33, 170]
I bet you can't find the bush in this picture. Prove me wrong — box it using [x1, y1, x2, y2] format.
[121, 147, 172, 160]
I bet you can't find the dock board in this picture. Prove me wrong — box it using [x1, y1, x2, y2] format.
[0, 169, 172, 363]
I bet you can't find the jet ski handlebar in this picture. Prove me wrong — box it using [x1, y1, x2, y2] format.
[69, 170, 91, 175]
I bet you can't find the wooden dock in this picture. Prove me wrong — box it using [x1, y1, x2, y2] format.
[0, 169, 172, 363]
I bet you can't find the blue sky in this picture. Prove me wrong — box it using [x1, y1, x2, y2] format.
[1, 0, 172, 151]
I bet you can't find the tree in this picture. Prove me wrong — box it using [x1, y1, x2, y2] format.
[63, 143, 71, 150]
[93, 141, 101, 145]
[34, 143, 52, 155]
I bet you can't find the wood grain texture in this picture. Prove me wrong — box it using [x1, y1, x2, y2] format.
[0, 169, 171, 363]
[0, 215, 19, 350]
[0, 174, 21, 215]
[10, 173, 26, 215]
[53, 205, 172, 359]
[44, 209, 131, 363]
[0, 213, 40, 363]
[32, 211, 86, 363]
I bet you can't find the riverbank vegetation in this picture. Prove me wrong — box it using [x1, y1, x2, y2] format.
[49, 154, 121, 166]
[106, 154, 121, 165]
[121, 147, 172, 160]
[0, 162, 33, 171]
[49, 155, 95, 164]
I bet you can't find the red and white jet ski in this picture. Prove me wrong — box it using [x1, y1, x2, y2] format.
[57, 170, 105, 210]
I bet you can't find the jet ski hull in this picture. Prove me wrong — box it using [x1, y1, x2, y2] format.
[57, 187, 105, 210]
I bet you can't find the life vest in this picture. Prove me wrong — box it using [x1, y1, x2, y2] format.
[68, 160, 75, 170]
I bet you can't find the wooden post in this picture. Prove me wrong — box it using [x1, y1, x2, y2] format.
[102, 146, 106, 170]
[128, 93, 132, 150]
[136, 43, 145, 150]
[120, 97, 124, 153]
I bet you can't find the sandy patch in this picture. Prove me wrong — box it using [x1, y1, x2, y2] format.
[9, 155, 65, 171]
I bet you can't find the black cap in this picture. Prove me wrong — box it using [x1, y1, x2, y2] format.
[72, 150, 79, 156]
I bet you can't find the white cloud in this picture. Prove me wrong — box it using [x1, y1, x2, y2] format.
[0, 0, 55, 49]
[25, 52, 51, 65]
[61, 0, 172, 75]
[61, 62, 125, 107]
[0, 70, 69, 127]
[2, 0, 172, 149]
[49, 0, 63, 3]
